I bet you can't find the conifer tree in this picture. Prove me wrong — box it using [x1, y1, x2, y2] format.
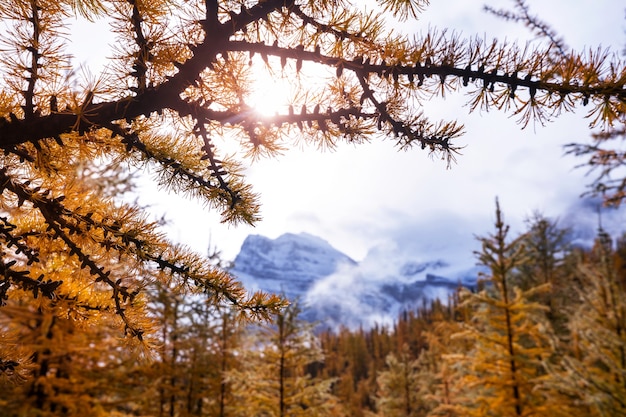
[136, 281, 193, 416]
[0, 304, 118, 416]
[0, 161, 156, 414]
[122, 274, 244, 417]
[546, 231, 626, 416]
[485, 0, 626, 208]
[334, 327, 375, 416]
[227, 301, 344, 417]
[317, 327, 375, 417]
[420, 306, 470, 417]
[0, 0, 624, 379]
[371, 344, 433, 417]
[450, 200, 560, 417]
[516, 214, 575, 334]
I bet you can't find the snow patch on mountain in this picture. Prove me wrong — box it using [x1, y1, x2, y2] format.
[230, 232, 478, 330]
[303, 240, 478, 329]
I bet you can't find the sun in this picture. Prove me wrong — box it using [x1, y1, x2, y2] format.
[246, 57, 295, 117]
[248, 77, 293, 117]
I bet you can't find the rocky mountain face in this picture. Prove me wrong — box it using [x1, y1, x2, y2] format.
[230, 232, 478, 330]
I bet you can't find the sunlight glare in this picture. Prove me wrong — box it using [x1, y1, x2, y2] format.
[247, 58, 294, 117]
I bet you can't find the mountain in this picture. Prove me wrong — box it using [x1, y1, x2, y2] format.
[230, 232, 357, 300]
[230, 232, 478, 330]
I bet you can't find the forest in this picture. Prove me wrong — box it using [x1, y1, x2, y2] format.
[0, 0, 625, 415]
[2, 202, 626, 417]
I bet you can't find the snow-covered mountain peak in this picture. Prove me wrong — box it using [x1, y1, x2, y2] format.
[231, 232, 356, 299]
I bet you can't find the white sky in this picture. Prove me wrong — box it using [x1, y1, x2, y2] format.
[69, 1, 626, 265]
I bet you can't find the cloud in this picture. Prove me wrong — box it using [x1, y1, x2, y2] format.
[302, 193, 626, 330]
[303, 221, 482, 329]
[560, 196, 626, 246]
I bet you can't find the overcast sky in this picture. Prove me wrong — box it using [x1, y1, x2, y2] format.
[71, 0, 626, 267]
